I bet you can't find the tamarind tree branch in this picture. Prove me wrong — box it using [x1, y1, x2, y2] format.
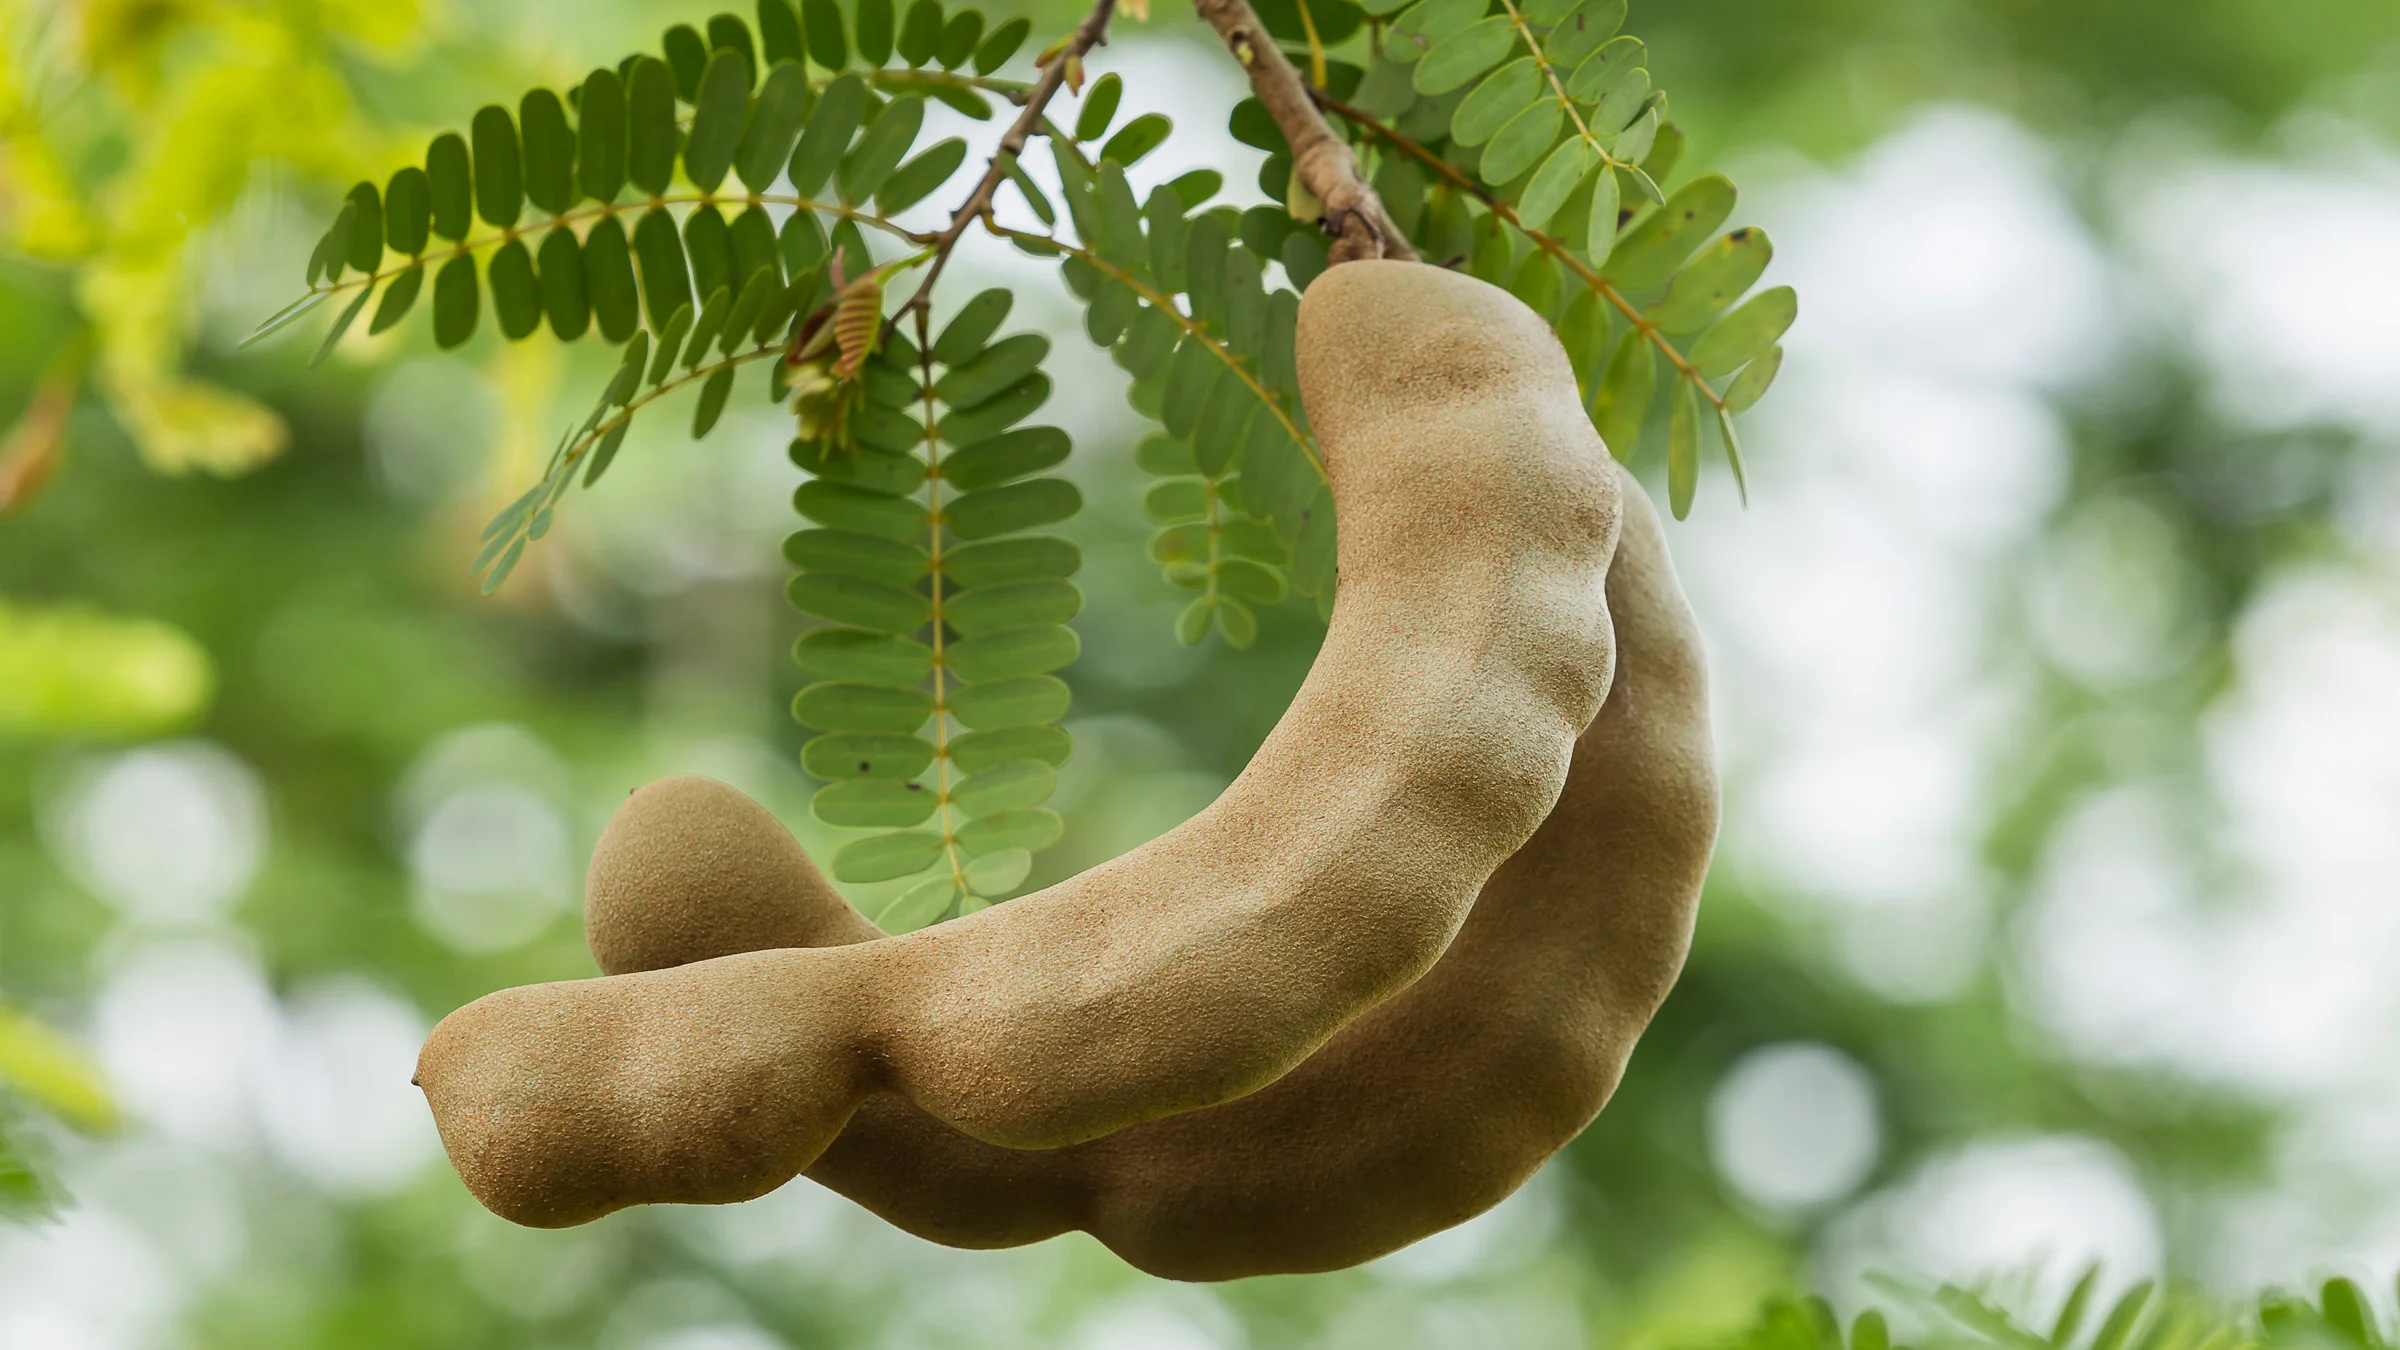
[893, 0, 1120, 329]
[1192, 0, 1417, 265]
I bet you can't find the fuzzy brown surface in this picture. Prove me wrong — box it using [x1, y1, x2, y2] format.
[588, 468, 1711, 1279]
[414, 262, 1621, 1229]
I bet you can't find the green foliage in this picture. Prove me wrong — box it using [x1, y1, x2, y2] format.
[1726, 1269, 2400, 1350]
[259, 0, 1796, 924]
[787, 299, 1081, 922]
[0, 600, 214, 740]
[0, 1002, 120, 1222]
[1328, 0, 1786, 511]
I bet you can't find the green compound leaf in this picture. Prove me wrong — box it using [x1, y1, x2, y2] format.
[778, 318, 1079, 922]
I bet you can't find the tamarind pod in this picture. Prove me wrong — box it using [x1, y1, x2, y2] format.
[587, 470, 1714, 1279]
[414, 262, 1622, 1229]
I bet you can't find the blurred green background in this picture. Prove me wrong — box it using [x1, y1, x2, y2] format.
[6, 0, 2400, 1345]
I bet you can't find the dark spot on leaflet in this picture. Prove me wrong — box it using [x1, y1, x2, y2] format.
[859, 761, 872, 772]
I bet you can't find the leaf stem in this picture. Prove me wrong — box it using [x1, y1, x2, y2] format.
[914, 306, 973, 907]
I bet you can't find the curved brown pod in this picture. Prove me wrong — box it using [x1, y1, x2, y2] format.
[585, 469, 1712, 1280]
[414, 262, 1621, 1229]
